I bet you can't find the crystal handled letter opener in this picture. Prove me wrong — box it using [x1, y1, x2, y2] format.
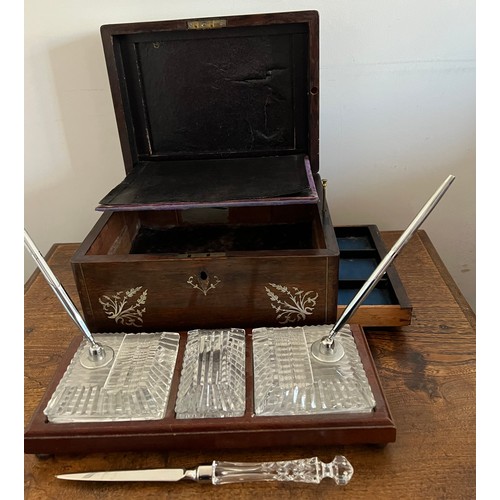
[56, 455, 353, 485]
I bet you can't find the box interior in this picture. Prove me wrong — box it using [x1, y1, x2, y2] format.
[110, 23, 309, 162]
[97, 18, 318, 211]
[86, 205, 327, 256]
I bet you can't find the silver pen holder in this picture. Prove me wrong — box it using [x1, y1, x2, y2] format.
[252, 325, 376, 416]
[44, 332, 180, 423]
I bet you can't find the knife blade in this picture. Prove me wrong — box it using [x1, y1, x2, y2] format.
[56, 455, 353, 485]
[57, 468, 187, 482]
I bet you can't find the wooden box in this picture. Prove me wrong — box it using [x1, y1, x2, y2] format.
[24, 13, 406, 455]
[71, 11, 340, 333]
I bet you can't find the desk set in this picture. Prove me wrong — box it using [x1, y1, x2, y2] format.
[24, 10, 475, 498]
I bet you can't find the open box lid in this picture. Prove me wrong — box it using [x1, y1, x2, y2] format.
[97, 11, 320, 211]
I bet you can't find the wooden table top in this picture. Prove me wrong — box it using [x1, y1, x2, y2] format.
[24, 231, 476, 499]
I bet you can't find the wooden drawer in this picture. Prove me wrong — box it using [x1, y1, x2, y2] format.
[335, 225, 412, 327]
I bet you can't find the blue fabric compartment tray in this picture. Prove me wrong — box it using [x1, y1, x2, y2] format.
[334, 225, 412, 327]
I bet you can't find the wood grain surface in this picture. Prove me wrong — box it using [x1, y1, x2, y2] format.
[24, 231, 476, 499]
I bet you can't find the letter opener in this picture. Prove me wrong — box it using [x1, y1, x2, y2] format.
[57, 455, 353, 485]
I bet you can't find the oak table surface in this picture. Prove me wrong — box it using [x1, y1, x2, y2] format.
[24, 231, 476, 499]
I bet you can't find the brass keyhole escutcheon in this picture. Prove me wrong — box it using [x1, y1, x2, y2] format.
[187, 271, 221, 296]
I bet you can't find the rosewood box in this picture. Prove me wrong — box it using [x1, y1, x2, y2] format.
[71, 11, 341, 333]
[24, 12, 407, 456]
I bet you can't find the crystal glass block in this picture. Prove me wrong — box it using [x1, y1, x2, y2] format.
[252, 325, 376, 416]
[175, 329, 246, 419]
[44, 332, 180, 423]
[252, 328, 313, 413]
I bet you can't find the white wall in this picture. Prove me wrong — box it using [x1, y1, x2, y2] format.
[24, 1, 476, 310]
